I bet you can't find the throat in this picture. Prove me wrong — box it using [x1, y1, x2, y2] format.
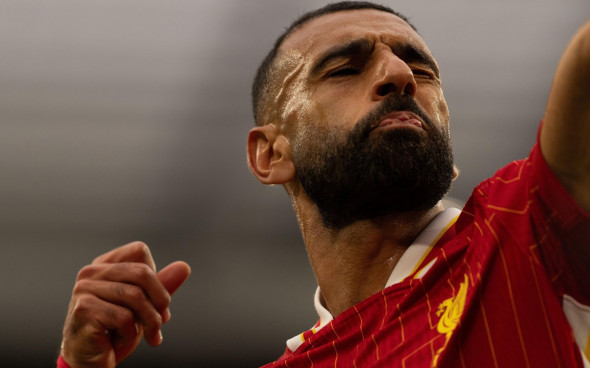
[305, 206, 443, 317]
[312, 230, 410, 317]
[322, 252, 403, 317]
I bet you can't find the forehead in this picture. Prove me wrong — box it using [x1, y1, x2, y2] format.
[280, 9, 430, 60]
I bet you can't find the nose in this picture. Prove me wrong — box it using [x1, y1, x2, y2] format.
[370, 52, 417, 100]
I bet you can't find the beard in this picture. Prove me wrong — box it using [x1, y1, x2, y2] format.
[292, 95, 454, 229]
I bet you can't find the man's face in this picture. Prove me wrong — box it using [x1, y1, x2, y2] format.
[272, 9, 454, 228]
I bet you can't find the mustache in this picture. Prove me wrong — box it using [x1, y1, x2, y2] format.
[351, 95, 435, 139]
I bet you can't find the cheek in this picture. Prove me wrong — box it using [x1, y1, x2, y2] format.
[281, 88, 315, 126]
[312, 83, 368, 131]
[432, 95, 449, 119]
[281, 76, 367, 139]
[290, 100, 328, 155]
[418, 88, 450, 129]
[434, 94, 450, 133]
[280, 87, 326, 144]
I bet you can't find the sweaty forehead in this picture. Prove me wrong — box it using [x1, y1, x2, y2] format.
[280, 9, 429, 59]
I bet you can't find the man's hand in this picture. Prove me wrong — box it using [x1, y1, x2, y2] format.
[59, 241, 191, 368]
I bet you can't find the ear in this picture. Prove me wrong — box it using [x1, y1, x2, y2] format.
[452, 165, 460, 180]
[247, 124, 296, 185]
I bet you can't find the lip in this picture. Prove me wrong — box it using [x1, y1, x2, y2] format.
[375, 111, 424, 131]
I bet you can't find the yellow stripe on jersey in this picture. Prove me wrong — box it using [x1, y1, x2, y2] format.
[585, 331, 590, 361]
[409, 214, 460, 277]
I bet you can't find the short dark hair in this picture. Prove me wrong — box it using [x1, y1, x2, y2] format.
[251, 1, 417, 126]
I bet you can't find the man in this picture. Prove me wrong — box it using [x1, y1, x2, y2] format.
[58, 2, 590, 367]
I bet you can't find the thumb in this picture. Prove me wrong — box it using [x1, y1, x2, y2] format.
[157, 261, 191, 295]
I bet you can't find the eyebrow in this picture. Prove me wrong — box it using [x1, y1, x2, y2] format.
[310, 38, 440, 78]
[392, 42, 440, 78]
[311, 38, 374, 76]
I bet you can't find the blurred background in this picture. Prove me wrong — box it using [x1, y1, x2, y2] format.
[0, 0, 588, 366]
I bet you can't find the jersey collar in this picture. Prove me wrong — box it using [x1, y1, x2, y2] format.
[286, 207, 461, 353]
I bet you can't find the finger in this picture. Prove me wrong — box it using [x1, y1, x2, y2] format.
[158, 261, 191, 296]
[93, 242, 157, 272]
[77, 262, 171, 315]
[64, 294, 141, 363]
[111, 324, 144, 364]
[74, 279, 164, 347]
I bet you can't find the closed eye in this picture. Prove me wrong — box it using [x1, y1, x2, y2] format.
[412, 68, 434, 78]
[328, 67, 360, 77]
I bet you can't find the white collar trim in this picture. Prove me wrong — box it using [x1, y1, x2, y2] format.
[385, 207, 461, 286]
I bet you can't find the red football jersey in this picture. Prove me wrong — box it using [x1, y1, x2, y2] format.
[263, 140, 590, 367]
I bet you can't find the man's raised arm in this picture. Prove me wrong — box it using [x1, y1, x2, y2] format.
[541, 20, 590, 212]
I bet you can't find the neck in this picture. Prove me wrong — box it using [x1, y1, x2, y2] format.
[297, 203, 443, 317]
